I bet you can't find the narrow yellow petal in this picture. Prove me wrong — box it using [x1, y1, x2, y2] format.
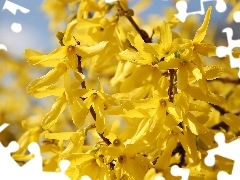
[183, 113, 209, 135]
[155, 137, 177, 169]
[193, 7, 212, 44]
[70, 97, 89, 127]
[188, 63, 202, 81]
[194, 43, 216, 56]
[42, 93, 68, 129]
[45, 132, 75, 140]
[119, 49, 151, 65]
[204, 65, 223, 80]
[160, 21, 172, 50]
[177, 67, 188, 90]
[66, 49, 78, 69]
[94, 97, 105, 133]
[27, 63, 66, 95]
[64, 19, 78, 43]
[75, 41, 108, 58]
[185, 85, 225, 105]
[223, 113, 240, 131]
[24, 47, 65, 67]
[30, 86, 65, 98]
[178, 127, 199, 161]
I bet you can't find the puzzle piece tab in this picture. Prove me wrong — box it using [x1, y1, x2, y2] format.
[204, 132, 240, 179]
[175, 0, 227, 22]
[2, 0, 30, 33]
[170, 165, 190, 180]
[216, 11, 240, 78]
[0, 124, 70, 180]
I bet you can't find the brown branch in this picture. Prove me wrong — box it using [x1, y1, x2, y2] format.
[171, 143, 186, 167]
[168, 69, 176, 103]
[209, 104, 229, 115]
[77, 55, 86, 89]
[76, 55, 111, 146]
[117, 2, 151, 43]
[208, 77, 240, 84]
[208, 103, 240, 131]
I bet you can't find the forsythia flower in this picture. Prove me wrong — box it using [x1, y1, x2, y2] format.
[9, 0, 239, 179]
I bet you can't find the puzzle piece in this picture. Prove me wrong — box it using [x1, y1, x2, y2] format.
[0, 0, 30, 50]
[155, 177, 165, 180]
[80, 176, 92, 180]
[0, 123, 9, 132]
[2, 0, 30, 15]
[204, 132, 240, 179]
[216, 11, 240, 78]
[170, 165, 190, 180]
[175, 0, 227, 22]
[2, 0, 30, 33]
[0, 124, 71, 180]
[233, 11, 240, 23]
[0, 44, 7, 51]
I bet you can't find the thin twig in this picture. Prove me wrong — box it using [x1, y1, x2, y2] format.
[117, 2, 151, 43]
[168, 69, 175, 103]
[77, 55, 86, 89]
[208, 77, 240, 84]
[76, 55, 111, 146]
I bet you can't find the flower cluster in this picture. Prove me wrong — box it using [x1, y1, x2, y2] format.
[1, 0, 240, 179]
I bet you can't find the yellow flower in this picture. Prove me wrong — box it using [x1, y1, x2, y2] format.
[68, 78, 120, 133]
[101, 141, 152, 179]
[25, 19, 108, 70]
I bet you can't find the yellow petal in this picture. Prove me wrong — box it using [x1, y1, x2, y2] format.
[64, 19, 78, 43]
[125, 141, 149, 157]
[45, 132, 75, 140]
[66, 48, 78, 69]
[128, 33, 154, 61]
[41, 93, 68, 129]
[157, 58, 179, 70]
[223, 113, 240, 131]
[177, 67, 188, 90]
[178, 127, 199, 161]
[194, 43, 216, 57]
[30, 86, 65, 98]
[127, 33, 143, 51]
[119, 49, 151, 65]
[185, 85, 225, 105]
[155, 136, 177, 169]
[94, 97, 105, 133]
[188, 63, 202, 81]
[193, 7, 212, 44]
[174, 92, 189, 116]
[75, 41, 108, 58]
[27, 63, 66, 95]
[204, 65, 223, 80]
[164, 114, 181, 129]
[24, 48, 65, 67]
[160, 21, 172, 50]
[125, 159, 146, 179]
[167, 103, 182, 119]
[183, 113, 209, 135]
[157, 76, 169, 96]
[70, 97, 89, 127]
[143, 43, 162, 58]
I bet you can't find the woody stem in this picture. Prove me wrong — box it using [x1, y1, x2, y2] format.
[77, 55, 111, 145]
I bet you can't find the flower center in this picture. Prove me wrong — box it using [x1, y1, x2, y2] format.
[160, 99, 167, 107]
[180, 60, 187, 66]
[113, 139, 121, 146]
[67, 45, 75, 53]
[118, 155, 126, 163]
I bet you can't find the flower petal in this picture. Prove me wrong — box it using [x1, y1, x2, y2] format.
[42, 93, 68, 130]
[193, 7, 212, 44]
